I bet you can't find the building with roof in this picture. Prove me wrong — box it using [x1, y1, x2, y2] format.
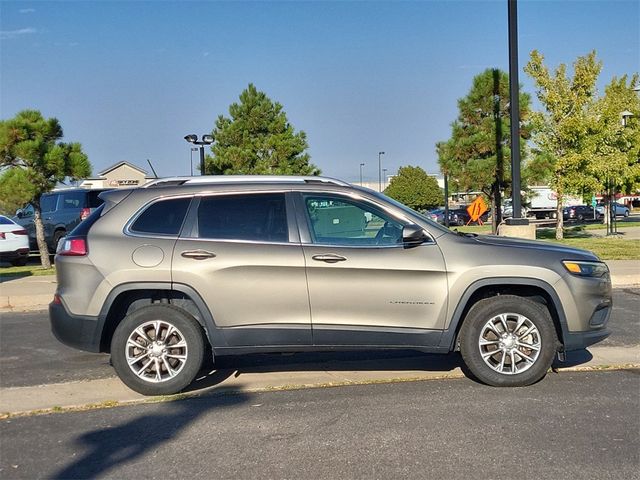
[79, 162, 155, 189]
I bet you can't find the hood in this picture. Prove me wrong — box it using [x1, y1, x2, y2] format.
[471, 234, 599, 260]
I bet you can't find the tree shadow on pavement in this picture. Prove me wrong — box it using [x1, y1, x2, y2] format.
[51, 391, 250, 479]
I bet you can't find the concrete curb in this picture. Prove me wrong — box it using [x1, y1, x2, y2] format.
[1, 346, 638, 417]
[0, 294, 53, 312]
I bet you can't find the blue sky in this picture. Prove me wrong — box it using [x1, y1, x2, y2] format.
[1, 0, 638, 182]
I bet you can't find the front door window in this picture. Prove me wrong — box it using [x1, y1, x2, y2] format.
[304, 196, 403, 246]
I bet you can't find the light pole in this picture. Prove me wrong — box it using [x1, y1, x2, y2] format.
[359, 163, 365, 186]
[382, 168, 388, 190]
[189, 147, 198, 176]
[184, 134, 214, 175]
[378, 151, 385, 192]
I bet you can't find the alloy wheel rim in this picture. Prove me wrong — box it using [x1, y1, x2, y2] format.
[478, 313, 541, 375]
[125, 320, 188, 383]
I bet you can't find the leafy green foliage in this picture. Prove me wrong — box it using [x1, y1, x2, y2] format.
[0, 168, 36, 215]
[206, 84, 320, 175]
[587, 74, 640, 194]
[384, 166, 442, 211]
[0, 110, 91, 267]
[524, 50, 603, 239]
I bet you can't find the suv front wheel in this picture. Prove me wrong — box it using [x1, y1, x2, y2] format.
[111, 304, 205, 395]
[459, 295, 558, 387]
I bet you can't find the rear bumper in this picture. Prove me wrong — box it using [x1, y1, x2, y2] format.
[49, 301, 103, 353]
[0, 247, 29, 261]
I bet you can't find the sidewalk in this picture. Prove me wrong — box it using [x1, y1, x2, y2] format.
[1, 260, 638, 312]
[0, 345, 638, 416]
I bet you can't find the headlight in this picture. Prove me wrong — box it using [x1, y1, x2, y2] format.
[562, 260, 609, 277]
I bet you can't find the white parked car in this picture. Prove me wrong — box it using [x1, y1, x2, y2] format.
[595, 202, 630, 217]
[0, 215, 30, 266]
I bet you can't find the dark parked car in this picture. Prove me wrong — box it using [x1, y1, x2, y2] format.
[13, 188, 110, 252]
[562, 205, 597, 222]
[448, 207, 489, 226]
[427, 208, 446, 224]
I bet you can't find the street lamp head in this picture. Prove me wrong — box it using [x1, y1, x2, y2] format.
[379, 151, 385, 155]
[621, 110, 634, 127]
[360, 162, 365, 167]
[184, 134, 198, 144]
[201, 134, 214, 144]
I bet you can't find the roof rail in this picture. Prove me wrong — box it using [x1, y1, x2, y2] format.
[142, 175, 350, 188]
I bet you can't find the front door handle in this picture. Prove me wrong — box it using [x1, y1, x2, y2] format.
[181, 250, 216, 260]
[312, 254, 347, 263]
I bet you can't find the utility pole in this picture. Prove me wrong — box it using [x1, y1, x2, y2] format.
[378, 151, 385, 192]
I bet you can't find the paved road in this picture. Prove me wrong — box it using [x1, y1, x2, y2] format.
[1, 288, 638, 389]
[0, 370, 638, 479]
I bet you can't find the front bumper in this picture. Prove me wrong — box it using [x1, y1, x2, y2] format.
[562, 326, 612, 352]
[49, 300, 103, 352]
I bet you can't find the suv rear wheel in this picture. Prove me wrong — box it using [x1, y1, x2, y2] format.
[459, 295, 557, 387]
[111, 304, 205, 395]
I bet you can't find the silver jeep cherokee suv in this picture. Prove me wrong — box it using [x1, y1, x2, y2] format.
[50, 176, 611, 395]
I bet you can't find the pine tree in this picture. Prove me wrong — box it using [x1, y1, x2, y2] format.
[437, 69, 531, 234]
[0, 110, 91, 268]
[206, 84, 320, 175]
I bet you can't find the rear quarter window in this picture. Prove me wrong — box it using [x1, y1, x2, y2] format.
[87, 190, 107, 208]
[60, 191, 85, 209]
[40, 194, 59, 213]
[129, 197, 192, 236]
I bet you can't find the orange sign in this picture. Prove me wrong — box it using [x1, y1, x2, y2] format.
[466, 197, 488, 225]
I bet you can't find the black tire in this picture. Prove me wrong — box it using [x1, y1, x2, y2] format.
[459, 295, 558, 387]
[624, 210, 629, 217]
[111, 304, 205, 396]
[51, 230, 66, 253]
[11, 256, 28, 266]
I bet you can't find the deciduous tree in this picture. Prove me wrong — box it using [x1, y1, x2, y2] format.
[384, 166, 442, 211]
[524, 50, 602, 239]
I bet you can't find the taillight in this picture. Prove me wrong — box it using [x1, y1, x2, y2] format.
[58, 237, 87, 256]
[0, 232, 4, 239]
[11, 229, 28, 235]
[80, 208, 91, 221]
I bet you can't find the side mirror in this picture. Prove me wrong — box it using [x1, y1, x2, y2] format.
[402, 224, 429, 248]
[16, 209, 23, 218]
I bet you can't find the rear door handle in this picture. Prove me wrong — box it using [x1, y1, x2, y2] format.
[312, 254, 347, 263]
[181, 250, 216, 260]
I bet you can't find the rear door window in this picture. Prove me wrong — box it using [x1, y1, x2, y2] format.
[197, 193, 288, 243]
[129, 197, 192, 236]
[40, 194, 59, 213]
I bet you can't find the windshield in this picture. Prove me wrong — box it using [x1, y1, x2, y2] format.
[364, 189, 452, 235]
